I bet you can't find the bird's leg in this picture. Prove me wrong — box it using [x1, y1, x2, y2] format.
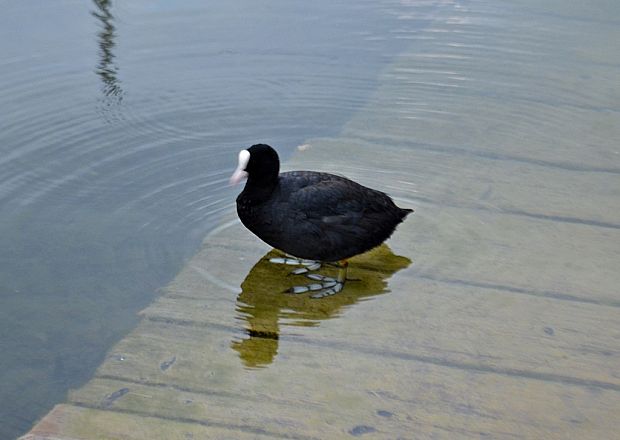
[268, 256, 321, 275]
[288, 259, 348, 298]
[336, 260, 348, 283]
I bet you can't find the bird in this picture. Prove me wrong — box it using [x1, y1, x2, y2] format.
[230, 143, 413, 297]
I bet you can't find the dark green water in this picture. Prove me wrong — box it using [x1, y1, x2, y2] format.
[0, 0, 439, 437]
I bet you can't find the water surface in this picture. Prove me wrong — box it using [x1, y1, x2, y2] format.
[4, 0, 620, 437]
[0, 0, 427, 437]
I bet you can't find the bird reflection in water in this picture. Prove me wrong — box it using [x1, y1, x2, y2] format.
[92, 0, 124, 117]
[231, 244, 411, 368]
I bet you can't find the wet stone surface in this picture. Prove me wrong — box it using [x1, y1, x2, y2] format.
[349, 425, 377, 436]
[100, 388, 129, 409]
[20, 0, 620, 438]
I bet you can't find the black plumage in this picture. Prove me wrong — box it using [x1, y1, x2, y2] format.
[232, 144, 412, 262]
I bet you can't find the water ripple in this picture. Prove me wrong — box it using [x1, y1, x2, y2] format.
[1, 4, 438, 435]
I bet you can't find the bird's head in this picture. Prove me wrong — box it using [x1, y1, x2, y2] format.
[230, 144, 280, 186]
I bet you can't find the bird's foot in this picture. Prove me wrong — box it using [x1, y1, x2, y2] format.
[269, 257, 322, 275]
[288, 260, 348, 298]
[288, 274, 344, 298]
[271, 257, 348, 298]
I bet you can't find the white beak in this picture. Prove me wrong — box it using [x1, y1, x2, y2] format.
[229, 149, 250, 186]
[229, 169, 248, 186]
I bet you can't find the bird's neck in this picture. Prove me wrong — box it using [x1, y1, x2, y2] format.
[241, 175, 279, 204]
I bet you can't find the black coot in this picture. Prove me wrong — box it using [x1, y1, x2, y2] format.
[230, 144, 412, 296]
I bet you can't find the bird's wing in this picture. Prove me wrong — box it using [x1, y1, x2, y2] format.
[282, 174, 387, 223]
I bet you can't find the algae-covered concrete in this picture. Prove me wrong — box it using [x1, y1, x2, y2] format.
[21, 215, 620, 439]
[22, 0, 620, 438]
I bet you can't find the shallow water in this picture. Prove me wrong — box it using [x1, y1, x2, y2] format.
[4, 0, 620, 438]
[0, 0, 427, 437]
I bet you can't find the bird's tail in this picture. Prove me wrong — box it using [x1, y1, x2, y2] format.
[400, 207, 414, 220]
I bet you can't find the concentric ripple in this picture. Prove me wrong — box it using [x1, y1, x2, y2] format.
[0, 0, 448, 438]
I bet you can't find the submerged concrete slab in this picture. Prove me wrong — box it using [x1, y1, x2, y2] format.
[22, 213, 620, 439]
[23, 0, 620, 437]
